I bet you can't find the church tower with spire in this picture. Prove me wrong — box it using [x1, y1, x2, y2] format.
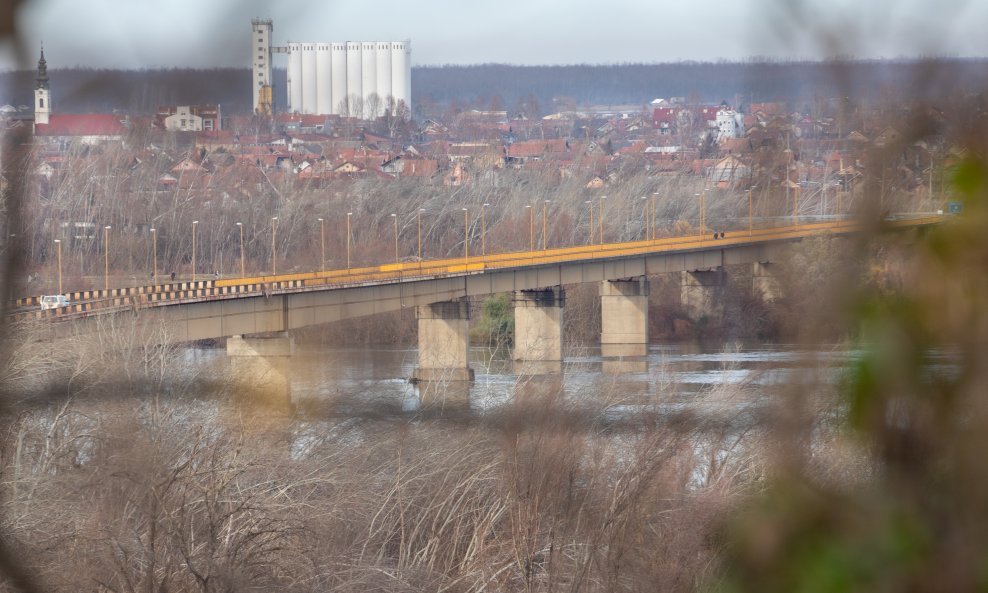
[34, 45, 50, 126]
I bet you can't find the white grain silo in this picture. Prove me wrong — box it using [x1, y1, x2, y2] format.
[345, 42, 363, 116]
[390, 41, 411, 114]
[361, 42, 378, 116]
[261, 19, 410, 117]
[301, 45, 317, 113]
[375, 42, 392, 115]
[316, 43, 333, 115]
[287, 42, 302, 113]
[331, 43, 347, 114]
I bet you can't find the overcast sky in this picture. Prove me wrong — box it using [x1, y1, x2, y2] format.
[1, 0, 987, 70]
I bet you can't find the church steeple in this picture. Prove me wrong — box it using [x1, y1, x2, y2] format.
[34, 44, 51, 126]
[36, 44, 49, 90]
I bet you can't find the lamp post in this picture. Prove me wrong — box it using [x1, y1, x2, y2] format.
[391, 213, 398, 263]
[318, 217, 325, 272]
[103, 226, 111, 291]
[417, 208, 425, 260]
[462, 208, 469, 261]
[191, 220, 198, 282]
[271, 216, 278, 275]
[235, 222, 245, 278]
[585, 200, 593, 245]
[599, 195, 607, 245]
[542, 200, 550, 251]
[149, 228, 157, 284]
[526, 205, 533, 252]
[793, 186, 800, 224]
[651, 193, 658, 242]
[640, 196, 648, 241]
[481, 203, 489, 256]
[747, 187, 754, 236]
[346, 212, 352, 270]
[694, 192, 705, 235]
[54, 239, 62, 294]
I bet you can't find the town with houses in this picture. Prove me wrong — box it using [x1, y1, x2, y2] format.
[2, 47, 947, 213]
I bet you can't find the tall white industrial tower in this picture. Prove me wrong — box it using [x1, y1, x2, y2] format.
[251, 18, 273, 114]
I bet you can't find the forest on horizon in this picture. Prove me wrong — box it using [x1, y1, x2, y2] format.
[1, 58, 987, 118]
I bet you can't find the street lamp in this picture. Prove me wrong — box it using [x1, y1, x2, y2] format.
[270, 217, 278, 275]
[525, 205, 533, 252]
[103, 226, 111, 291]
[53, 239, 62, 294]
[542, 200, 550, 251]
[651, 193, 658, 242]
[640, 196, 648, 241]
[417, 208, 425, 260]
[462, 207, 469, 261]
[149, 228, 157, 285]
[599, 195, 607, 245]
[694, 192, 705, 235]
[747, 187, 754, 236]
[317, 217, 325, 272]
[191, 220, 199, 282]
[391, 213, 398, 263]
[585, 200, 593, 245]
[346, 212, 352, 270]
[481, 203, 490, 256]
[235, 222, 245, 278]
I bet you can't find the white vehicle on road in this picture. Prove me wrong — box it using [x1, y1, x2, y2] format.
[40, 295, 70, 310]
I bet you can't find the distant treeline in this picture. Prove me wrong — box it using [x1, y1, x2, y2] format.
[2, 59, 987, 117]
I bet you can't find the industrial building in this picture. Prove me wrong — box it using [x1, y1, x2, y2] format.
[251, 18, 411, 118]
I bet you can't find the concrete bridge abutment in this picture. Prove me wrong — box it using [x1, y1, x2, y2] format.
[226, 334, 295, 410]
[680, 268, 725, 320]
[411, 300, 474, 383]
[512, 287, 565, 364]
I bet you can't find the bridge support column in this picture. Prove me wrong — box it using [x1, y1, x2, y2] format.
[601, 277, 649, 373]
[680, 269, 724, 320]
[411, 300, 474, 383]
[513, 287, 565, 364]
[600, 277, 649, 350]
[226, 334, 295, 409]
[752, 262, 781, 303]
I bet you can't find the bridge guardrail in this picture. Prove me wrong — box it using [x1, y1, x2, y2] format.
[10, 216, 941, 323]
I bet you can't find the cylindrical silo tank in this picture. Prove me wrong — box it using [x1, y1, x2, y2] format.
[345, 42, 363, 117]
[331, 43, 347, 115]
[316, 43, 333, 115]
[390, 42, 411, 114]
[375, 42, 392, 115]
[288, 43, 302, 113]
[301, 45, 317, 114]
[361, 42, 377, 117]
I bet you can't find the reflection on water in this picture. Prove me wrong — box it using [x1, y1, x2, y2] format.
[189, 342, 854, 418]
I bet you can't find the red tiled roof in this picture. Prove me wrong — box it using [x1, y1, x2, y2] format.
[35, 114, 126, 137]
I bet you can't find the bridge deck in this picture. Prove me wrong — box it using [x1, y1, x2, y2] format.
[15, 216, 939, 326]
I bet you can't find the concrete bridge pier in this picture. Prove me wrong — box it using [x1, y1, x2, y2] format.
[600, 277, 649, 374]
[512, 287, 565, 370]
[226, 334, 295, 410]
[752, 261, 781, 302]
[411, 300, 474, 383]
[681, 268, 725, 320]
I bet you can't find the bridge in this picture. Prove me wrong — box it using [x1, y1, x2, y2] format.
[13, 216, 939, 398]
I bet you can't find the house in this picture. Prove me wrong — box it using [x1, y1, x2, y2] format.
[34, 114, 128, 146]
[157, 105, 222, 132]
[707, 154, 751, 186]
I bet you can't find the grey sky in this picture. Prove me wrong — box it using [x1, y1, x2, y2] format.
[2, 0, 987, 71]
